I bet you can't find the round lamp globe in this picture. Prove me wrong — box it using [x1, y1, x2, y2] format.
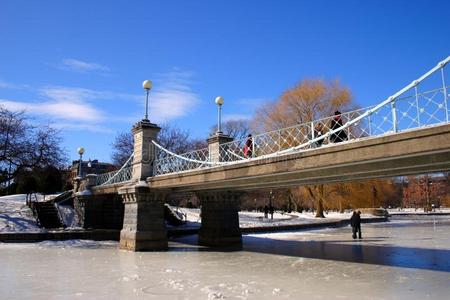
[142, 80, 152, 90]
[215, 96, 224, 106]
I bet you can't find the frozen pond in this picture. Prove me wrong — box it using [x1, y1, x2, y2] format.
[1, 216, 450, 299]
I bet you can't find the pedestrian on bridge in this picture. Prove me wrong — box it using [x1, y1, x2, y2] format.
[330, 111, 347, 143]
[313, 122, 325, 148]
[244, 134, 253, 158]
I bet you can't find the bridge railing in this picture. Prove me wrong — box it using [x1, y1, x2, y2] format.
[219, 106, 373, 162]
[154, 145, 211, 175]
[153, 56, 449, 175]
[96, 154, 134, 186]
[220, 59, 450, 160]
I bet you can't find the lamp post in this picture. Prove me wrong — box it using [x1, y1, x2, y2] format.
[142, 80, 152, 121]
[77, 147, 85, 178]
[372, 186, 377, 208]
[426, 177, 430, 212]
[215, 96, 224, 134]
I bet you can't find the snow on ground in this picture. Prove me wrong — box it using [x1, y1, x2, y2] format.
[0, 194, 44, 233]
[3, 193, 448, 234]
[56, 203, 79, 228]
[387, 207, 450, 214]
[0, 193, 75, 233]
[177, 207, 371, 229]
[177, 207, 450, 229]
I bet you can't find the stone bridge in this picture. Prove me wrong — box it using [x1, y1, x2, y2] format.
[74, 57, 450, 251]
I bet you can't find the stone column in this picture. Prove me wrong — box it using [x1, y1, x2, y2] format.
[207, 133, 233, 163]
[119, 185, 168, 251]
[74, 193, 124, 229]
[73, 177, 81, 193]
[197, 190, 242, 247]
[131, 120, 161, 181]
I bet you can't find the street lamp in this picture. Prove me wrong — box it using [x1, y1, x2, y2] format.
[372, 186, 377, 208]
[215, 96, 224, 134]
[424, 174, 432, 212]
[142, 80, 153, 121]
[77, 147, 85, 177]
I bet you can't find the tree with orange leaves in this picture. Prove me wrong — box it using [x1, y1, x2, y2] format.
[253, 79, 354, 131]
[252, 79, 355, 217]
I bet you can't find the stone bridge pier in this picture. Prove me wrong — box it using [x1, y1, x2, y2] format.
[117, 121, 243, 251]
[118, 120, 168, 251]
[119, 185, 168, 251]
[197, 133, 242, 246]
[197, 190, 242, 247]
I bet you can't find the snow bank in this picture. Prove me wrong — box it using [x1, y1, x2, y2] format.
[1, 194, 384, 234]
[174, 207, 367, 229]
[0, 193, 80, 233]
[387, 207, 450, 214]
[0, 194, 44, 233]
[56, 203, 80, 228]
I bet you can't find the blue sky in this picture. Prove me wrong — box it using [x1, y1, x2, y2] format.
[1, 0, 449, 163]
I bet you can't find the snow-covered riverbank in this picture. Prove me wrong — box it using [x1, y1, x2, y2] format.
[0, 194, 44, 233]
[2, 194, 448, 234]
[0, 194, 373, 233]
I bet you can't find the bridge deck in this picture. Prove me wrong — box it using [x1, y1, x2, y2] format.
[145, 124, 450, 192]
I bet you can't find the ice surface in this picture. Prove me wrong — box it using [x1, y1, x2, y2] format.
[1, 216, 450, 300]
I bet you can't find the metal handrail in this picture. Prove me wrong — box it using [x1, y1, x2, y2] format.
[152, 56, 449, 175]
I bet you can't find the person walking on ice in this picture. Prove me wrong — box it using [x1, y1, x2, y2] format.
[350, 210, 362, 239]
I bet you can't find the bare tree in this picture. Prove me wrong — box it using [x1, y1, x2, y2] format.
[0, 106, 67, 188]
[253, 79, 354, 131]
[210, 119, 251, 140]
[157, 123, 192, 154]
[251, 79, 354, 217]
[111, 132, 134, 166]
[111, 123, 207, 166]
[188, 138, 208, 150]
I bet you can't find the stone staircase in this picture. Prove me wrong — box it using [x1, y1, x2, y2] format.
[50, 190, 74, 206]
[31, 201, 64, 229]
[164, 204, 185, 226]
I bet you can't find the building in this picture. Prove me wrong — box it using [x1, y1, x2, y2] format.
[402, 174, 450, 208]
[70, 159, 117, 180]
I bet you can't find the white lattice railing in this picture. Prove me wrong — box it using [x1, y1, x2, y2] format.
[96, 155, 134, 186]
[152, 56, 449, 175]
[153, 143, 213, 175]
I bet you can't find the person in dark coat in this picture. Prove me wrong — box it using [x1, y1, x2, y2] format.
[350, 210, 362, 239]
[244, 134, 253, 158]
[313, 122, 325, 147]
[264, 205, 269, 218]
[330, 111, 347, 143]
[269, 204, 274, 220]
[357, 210, 363, 239]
